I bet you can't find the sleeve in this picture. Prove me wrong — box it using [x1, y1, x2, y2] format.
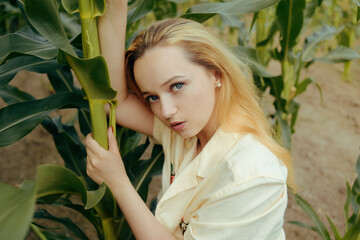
[184, 177, 287, 240]
[149, 116, 169, 145]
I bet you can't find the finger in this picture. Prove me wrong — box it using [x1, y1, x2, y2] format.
[108, 127, 119, 153]
[85, 133, 104, 153]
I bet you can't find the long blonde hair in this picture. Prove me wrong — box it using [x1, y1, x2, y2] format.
[125, 18, 295, 191]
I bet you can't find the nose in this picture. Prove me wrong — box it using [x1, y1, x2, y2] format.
[160, 97, 177, 119]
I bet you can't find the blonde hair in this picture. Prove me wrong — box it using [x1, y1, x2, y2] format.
[125, 18, 295, 191]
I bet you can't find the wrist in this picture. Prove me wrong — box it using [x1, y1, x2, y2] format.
[106, 172, 131, 192]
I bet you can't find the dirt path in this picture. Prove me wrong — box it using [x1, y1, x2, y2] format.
[284, 61, 360, 239]
[1, 59, 359, 239]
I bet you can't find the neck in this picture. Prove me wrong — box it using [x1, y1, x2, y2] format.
[196, 121, 218, 152]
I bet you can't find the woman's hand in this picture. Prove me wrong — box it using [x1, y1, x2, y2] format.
[85, 127, 127, 188]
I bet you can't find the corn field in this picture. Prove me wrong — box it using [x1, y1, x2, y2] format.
[0, 0, 359, 239]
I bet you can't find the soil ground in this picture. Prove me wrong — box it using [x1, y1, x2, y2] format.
[0, 58, 359, 239]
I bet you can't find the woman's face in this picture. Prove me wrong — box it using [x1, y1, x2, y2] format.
[133, 45, 220, 140]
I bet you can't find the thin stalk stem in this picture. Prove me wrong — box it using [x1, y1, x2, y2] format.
[77, 1, 117, 239]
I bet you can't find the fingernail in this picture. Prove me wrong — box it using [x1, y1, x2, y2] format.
[110, 126, 114, 133]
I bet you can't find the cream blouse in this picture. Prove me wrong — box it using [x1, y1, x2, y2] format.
[151, 117, 288, 239]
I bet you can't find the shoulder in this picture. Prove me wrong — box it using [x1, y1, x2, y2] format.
[223, 134, 288, 185]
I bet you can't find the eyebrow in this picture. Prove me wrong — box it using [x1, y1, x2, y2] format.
[141, 75, 186, 95]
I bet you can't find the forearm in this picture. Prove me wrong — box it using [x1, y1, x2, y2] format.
[98, 0, 128, 103]
[108, 178, 176, 240]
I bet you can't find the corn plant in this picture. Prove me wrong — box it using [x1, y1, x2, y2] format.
[229, 0, 360, 149]
[290, 154, 360, 240]
[0, 0, 282, 239]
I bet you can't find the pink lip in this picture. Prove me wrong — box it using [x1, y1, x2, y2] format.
[170, 121, 185, 131]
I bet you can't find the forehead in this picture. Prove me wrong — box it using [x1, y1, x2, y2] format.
[133, 45, 194, 90]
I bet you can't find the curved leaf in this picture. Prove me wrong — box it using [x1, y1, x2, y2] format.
[232, 46, 273, 78]
[130, 144, 164, 201]
[315, 46, 360, 63]
[61, 0, 80, 14]
[127, 0, 155, 25]
[0, 56, 63, 89]
[0, 84, 34, 104]
[34, 209, 89, 240]
[276, 0, 306, 57]
[41, 117, 95, 189]
[0, 181, 36, 240]
[183, 0, 280, 23]
[302, 26, 343, 62]
[36, 164, 106, 209]
[47, 67, 80, 93]
[0, 31, 58, 64]
[325, 214, 342, 240]
[63, 51, 116, 100]
[24, 0, 76, 56]
[0, 92, 87, 147]
[294, 194, 331, 240]
[62, 0, 105, 18]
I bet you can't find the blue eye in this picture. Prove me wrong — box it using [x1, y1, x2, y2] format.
[171, 83, 184, 91]
[146, 95, 158, 103]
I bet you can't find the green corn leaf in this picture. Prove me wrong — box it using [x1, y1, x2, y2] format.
[127, 0, 155, 25]
[36, 164, 106, 209]
[0, 56, 63, 89]
[126, 143, 163, 204]
[356, 153, 360, 180]
[315, 46, 360, 63]
[304, 0, 319, 20]
[51, 200, 103, 238]
[0, 92, 87, 147]
[288, 220, 317, 232]
[325, 214, 342, 240]
[0, 181, 36, 240]
[295, 78, 323, 103]
[61, 0, 79, 14]
[275, 111, 291, 150]
[302, 26, 343, 62]
[47, 67, 80, 93]
[287, 100, 299, 133]
[118, 127, 143, 157]
[232, 46, 273, 78]
[123, 138, 150, 170]
[34, 209, 89, 240]
[62, 51, 116, 101]
[62, 0, 105, 18]
[263, 76, 286, 113]
[351, 180, 360, 214]
[345, 181, 352, 226]
[343, 217, 360, 240]
[182, 0, 280, 23]
[276, 0, 306, 58]
[41, 117, 96, 189]
[0, 84, 34, 104]
[24, 0, 76, 57]
[0, 31, 58, 64]
[294, 194, 331, 240]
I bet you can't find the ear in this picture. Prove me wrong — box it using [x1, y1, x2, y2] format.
[212, 71, 222, 87]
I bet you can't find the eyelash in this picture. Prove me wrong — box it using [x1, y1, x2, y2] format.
[145, 82, 185, 103]
[171, 82, 184, 91]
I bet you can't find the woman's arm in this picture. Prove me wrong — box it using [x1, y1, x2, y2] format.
[86, 127, 175, 240]
[99, 0, 154, 136]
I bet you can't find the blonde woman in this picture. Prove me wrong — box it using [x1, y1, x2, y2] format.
[85, 0, 295, 239]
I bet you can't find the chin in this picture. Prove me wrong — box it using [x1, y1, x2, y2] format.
[177, 129, 200, 139]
